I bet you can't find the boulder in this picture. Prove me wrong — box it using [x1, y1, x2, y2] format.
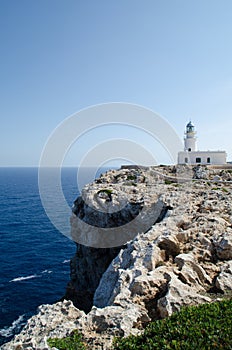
[157, 273, 211, 318]
[215, 261, 232, 291]
[175, 253, 211, 285]
[214, 232, 232, 260]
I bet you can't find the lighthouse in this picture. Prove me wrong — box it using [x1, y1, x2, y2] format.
[184, 121, 197, 152]
[178, 121, 227, 165]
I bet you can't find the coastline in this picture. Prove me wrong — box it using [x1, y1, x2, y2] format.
[2, 165, 232, 349]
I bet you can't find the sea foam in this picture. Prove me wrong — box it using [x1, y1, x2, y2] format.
[0, 315, 26, 338]
[9, 275, 39, 282]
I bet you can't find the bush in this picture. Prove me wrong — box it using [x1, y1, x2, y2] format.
[48, 330, 86, 350]
[113, 299, 232, 349]
[164, 179, 173, 185]
[127, 175, 136, 181]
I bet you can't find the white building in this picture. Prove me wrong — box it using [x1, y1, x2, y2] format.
[178, 122, 227, 165]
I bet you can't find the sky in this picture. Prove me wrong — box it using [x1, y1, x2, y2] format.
[1, 0, 232, 166]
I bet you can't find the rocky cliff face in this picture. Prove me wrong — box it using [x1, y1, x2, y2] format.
[64, 245, 122, 313]
[65, 166, 172, 312]
[3, 165, 232, 350]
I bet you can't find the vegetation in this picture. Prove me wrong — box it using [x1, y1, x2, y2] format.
[211, 187, 220, 191]
[127, 175, 136, 181]
[47, 299, 232, 350]
[48, 330, 86, 350]
[222, 187, 229, 193]
[165, 179, 174, 185]
[113, 299, 232, 350]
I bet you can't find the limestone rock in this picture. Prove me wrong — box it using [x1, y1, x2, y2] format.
[193, 165, 209, 179]
[156, 233, 180, 259]
[157, 272, 211, 318]
[175, 253, 211, 285]
[213, 175, 222, 182]
[65, 244, 121, 312]
[1, 300, 85, 350]
[214, 232, 232, 260]
[215, 261, 232, 291]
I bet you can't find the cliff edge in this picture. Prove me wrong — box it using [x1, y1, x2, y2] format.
[2, 165, 232, 350]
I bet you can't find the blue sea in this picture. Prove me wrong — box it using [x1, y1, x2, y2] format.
[0, 167, 106, 346]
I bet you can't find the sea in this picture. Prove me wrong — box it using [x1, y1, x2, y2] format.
[0, 167, 108, 346]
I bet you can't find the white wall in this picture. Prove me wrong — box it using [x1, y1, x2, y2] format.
[184, 135, 197, 152]
[178, 151, 227, 165]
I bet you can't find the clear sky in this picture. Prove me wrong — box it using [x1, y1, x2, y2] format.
[1, 0, 232, 166]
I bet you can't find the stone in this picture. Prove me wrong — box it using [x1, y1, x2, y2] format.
[215, 261, 232, 291]
[1, 300, 85, 350]
[174, 253, 211, 285]
[214, 232, 232, 260]
[193, 166, 209, 179]
[213, 175, 222, 182]
[65, 244, 121, 312]
[156, 234, 180, 259]
[157, 272, 211, 318]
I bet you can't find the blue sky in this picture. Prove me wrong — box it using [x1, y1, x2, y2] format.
[1, 0, 232, 166]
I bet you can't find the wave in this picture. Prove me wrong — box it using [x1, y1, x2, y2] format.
[9, 275, 39, 282]
[62, 259, 70, 264]
[9, 269, 54, 283]
[41, 270, 52, 274]
[0, 314, 26, 338]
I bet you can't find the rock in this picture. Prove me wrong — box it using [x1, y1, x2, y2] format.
[65, 244, 121, 312]
[214, 232, 232, 260]
[215, 261, 232, 291]
[156, 234, 180, 259]
[157, 272, 211, 318]
[193, 165, 209, 179]
[213, 175, 222, 182]
[87, 304, 149, 337]
[174, 253, 211, 285]
[1, 300, 85, 350]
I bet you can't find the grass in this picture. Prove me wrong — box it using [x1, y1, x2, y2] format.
[48, 330, 86, 350]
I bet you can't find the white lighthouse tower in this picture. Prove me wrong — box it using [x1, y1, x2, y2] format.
[178, 121, 227, 165]
[184, 121, 197, 152]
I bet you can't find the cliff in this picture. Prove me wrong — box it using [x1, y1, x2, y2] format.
[2, 165, 232, 350]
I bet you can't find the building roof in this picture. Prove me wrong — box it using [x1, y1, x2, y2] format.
[186, 121, 194, 128]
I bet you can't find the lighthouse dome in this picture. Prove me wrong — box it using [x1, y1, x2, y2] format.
[186, 121, 195, 133]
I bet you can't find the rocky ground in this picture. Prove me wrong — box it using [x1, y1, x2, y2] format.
[2, 165, 232, 350]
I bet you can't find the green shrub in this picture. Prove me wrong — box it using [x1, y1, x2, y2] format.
[222, 187, 229, 193]
[165, 179, 174, 185]
[127, 175, 136, 181]
[113, 299, 232, 349]
[48, 330, 86, 350]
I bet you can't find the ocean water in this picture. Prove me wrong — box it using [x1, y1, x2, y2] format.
[0, 167, 104, 346]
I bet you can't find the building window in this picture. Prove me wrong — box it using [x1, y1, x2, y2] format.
[207, 157, 211, 163]
[188, 148, 191, 152]
[185, 157, 188, 163]
[196, 157, 201, 163]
